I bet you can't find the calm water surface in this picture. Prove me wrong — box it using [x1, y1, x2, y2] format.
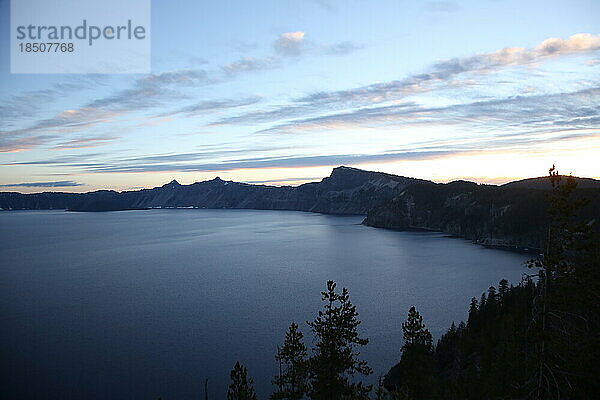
[0, 209, 530, 399]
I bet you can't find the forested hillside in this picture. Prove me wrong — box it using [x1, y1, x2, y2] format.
[382, 172, 600, 399]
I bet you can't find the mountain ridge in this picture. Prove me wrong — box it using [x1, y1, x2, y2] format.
[2, 166, 598, 251]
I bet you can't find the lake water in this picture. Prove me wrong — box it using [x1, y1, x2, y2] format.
[0, 209, 530, 399]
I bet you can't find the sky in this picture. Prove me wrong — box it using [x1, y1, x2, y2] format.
[0, 0, 599, 193]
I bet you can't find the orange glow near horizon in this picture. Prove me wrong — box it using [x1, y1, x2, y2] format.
[3, 143, 599, 194]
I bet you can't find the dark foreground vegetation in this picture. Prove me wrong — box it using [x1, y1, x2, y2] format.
[382, 170, 600, 400]
[182, 168, 600, 399]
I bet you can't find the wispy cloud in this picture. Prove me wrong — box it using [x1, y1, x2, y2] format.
[158, 96, 262, 118]
[273, 31, 362, 58]
[257, 87, 600, 135]
[32, 126, 594, 175]
[223, 32, 360, 74]
[0, 152, 107, 166]
[3, 33, 596, 158]
[69, 150, 461, 174]
[1, 29, 367, 153]
[243, 176, 322, 185]
[0, 180, 83, 188]
[221, 56, 280, 75]
[209, 105, 311, 126]
[294, 33, 600, 108]
[0, 135, 59, 153]
[52, 136, 121, 150]
[0, 69, 210, 152]
[85, 69, 209, 112]
[322, 41, 364, 55]
[209, 33, 600, 130]
[0, 77, 104, 128]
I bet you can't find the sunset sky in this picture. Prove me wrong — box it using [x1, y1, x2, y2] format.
[1, 0, 599, 193]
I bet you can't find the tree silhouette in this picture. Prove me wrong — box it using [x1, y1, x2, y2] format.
[525, 168, 599, 399]
[271, 323, 308, 400]
[307, 280, 372, 400]
[228, 362, 257, 400]
[385, 306, 437, 399]
[401, 306, 433, 351]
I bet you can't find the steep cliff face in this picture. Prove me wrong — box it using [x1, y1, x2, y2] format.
[363, 180, 600, 250]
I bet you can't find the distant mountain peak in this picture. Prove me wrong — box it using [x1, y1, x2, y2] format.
[329, 166, 367, 178]
[162, 179, 181, 188]
[332, 165, 362, 173]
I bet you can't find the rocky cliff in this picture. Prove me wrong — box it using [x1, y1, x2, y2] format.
[363, 180, 600, 250]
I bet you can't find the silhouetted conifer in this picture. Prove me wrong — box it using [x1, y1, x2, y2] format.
[228, 362, 257, 400]
[307, 280, 372, 400]
[271, 323, 308, 400]
[384, 306, 437, 399]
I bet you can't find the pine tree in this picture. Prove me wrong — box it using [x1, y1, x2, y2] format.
[228, 362, 258, 400]
[271, 323, 308, 400]
[468, 297, 479, 326]
[307, 280, 372, 400]
[526, 167, 599, 399]
[385, 306, 437, 399]
[498, 279, 509, 301]
[479, 292, 487, 311]
[487, 286, 497, 306]
[401, 306, 433, 351]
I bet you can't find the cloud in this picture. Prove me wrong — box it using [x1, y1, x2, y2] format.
[0, 69, 211, 152]
[86, 69, 209, 111]
[0, 107, 124, 152]
[72, 150, 462, 174]
[158, 97, 262, 118]
[535, 33, 600, 56]
[222, 56, 280, 75]
[0, 153, 107, 166]
[273, 32, 306, 56]
[2, 145, 295, 170]
[322, 41, 363, 55]
[272, 31, 361, 57]
[2, 30, 366, 152]
[293, 33, 600, 108]
[257, 87, 600, 135]
[0, 77, 104, 128]
[243, 176, 322, 185]
[198, 33, 598, 133]
[0, 135, 59, 153]
[0, 180, 83, 188]
[48, 126, 596, 175]
[5, 33, 596, 156]
[210, 105, 311, 126]
[433, 33, 600, 76]
[52, 136, 120, 150]
[221, 33, 359, 78]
